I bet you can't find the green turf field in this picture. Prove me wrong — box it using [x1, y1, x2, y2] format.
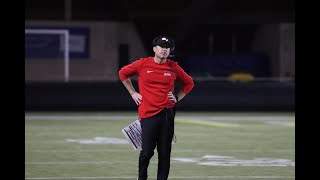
[25, 111, 295, 180]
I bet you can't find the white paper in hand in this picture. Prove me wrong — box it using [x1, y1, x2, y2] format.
[121, 120, 142, 150]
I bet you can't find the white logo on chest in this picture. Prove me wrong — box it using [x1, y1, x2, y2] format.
[164, 72, 172, 76]
[147, 70, 153, 73]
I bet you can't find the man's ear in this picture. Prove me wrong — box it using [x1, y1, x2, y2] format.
[153, 46, 156, 53]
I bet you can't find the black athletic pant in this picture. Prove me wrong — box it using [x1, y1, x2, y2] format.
[138, 107, 175, 180]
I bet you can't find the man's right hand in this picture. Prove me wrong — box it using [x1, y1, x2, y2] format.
[131, 92, 142, 105]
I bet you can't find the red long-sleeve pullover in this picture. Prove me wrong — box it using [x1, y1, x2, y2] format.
[119, 57, 194, 119]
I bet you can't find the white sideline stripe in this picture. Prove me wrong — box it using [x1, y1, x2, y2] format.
[25, 115, 294, 121]
[26, 176, 295, 179]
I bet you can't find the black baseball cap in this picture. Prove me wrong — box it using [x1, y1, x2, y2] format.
[152, 36, 173, 48]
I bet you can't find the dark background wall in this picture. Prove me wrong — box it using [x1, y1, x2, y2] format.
[25, 81, 295, 111]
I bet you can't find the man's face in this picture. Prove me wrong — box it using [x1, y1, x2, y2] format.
[153, 44, 171, 59]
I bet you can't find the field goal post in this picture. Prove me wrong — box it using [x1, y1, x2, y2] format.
[25, 29, 70, 82]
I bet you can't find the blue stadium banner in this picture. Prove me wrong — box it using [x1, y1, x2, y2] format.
[25, 26, 90, 59]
